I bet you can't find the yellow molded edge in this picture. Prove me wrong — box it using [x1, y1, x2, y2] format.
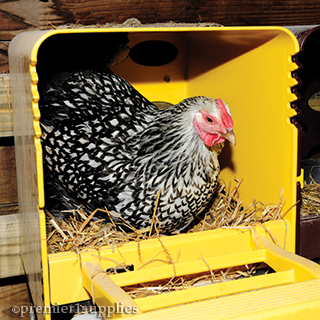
[81, 261, 142, 318]
[121, 278, 320, 320]
[39, 209, 51, 320]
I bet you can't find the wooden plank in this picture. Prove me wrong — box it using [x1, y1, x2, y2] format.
[0, 42, 9, 73]
[43, 0, 320, 27]
[0, 72, 17, 210]
[0, 203, 18, 216]
[0, 0, 43, 40]
[0, 0, 320, 42]
[0, 214, 24, 279]
[0, 74, 12, 137]
[1, 0, 320, 71]
[0, 145, 18, 206]
[0, 281, 31, 319]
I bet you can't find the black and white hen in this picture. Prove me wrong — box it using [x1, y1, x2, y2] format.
[39, 70, 235, 233]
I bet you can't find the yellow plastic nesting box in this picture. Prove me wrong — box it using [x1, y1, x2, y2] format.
[9, 26, 320, 320]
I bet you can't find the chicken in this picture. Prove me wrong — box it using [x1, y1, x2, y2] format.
[39, 69, 235, 233]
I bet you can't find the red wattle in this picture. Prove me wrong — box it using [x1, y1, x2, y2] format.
[203, 133, 215, 146]
[193, 117, 224, 146]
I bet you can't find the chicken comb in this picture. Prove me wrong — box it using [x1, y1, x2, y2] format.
[217, 98, 233, 129]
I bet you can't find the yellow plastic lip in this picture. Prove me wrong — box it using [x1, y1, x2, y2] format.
[298, 168, 304, 189]
[29, 26, 299, 65]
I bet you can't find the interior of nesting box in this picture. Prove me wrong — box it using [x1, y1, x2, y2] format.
[36, 28, 300, 233]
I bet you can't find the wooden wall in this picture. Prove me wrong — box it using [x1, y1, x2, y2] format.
[1, 0, 320, 278]
[1, 0, 320, 72]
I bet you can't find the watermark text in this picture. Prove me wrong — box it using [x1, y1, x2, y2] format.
[12, 302, 139, 318]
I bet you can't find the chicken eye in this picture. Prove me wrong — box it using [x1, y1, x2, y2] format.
[206, 117, 214, 124]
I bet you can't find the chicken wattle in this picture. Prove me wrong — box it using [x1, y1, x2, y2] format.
[39, 69, 235, 233]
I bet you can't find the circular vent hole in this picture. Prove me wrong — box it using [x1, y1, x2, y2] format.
[153, 101, 174, 109]
[129, 40, 178, 66]
[308, 91, 320, 112]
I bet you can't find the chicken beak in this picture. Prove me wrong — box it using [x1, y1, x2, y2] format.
[222, 130, 236, 146]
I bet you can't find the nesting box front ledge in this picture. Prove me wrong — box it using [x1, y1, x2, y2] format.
[57, 224, 320, 318]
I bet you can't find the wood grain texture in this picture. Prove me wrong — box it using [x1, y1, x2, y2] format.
[0, 204, 18, 216]
[0, 281, 31, 319]
[0, 214, 24, 279]
[43, 0, 320, 27]
[0, 146, 18, 205]
[0, 74, 12, 135]
[0, 0, 319, 72]
[0, 42, 9, 73]
[1, 0, 320, 72]
[0, 0, 319, 41]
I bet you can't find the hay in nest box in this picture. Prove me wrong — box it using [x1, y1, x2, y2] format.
[300, 180, 320, 216]
[46, 178, 290, 254]
[189, 178, 287, 232]
[123, 262, 272, 299]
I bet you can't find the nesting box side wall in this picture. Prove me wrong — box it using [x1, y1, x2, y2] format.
[9, 31, 50, 320]
[185, 29, 300, 218]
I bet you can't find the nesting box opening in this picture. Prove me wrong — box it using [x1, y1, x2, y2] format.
[35, 29, 300, 222]
[9, 27, 304, 316]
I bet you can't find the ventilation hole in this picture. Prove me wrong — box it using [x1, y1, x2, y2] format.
[307, 145, 320, 159]
[153, 101, 174, 110]
[308, 91, 320, 112]
[307, 144, 320, 159]
[129, 40, 178, 66]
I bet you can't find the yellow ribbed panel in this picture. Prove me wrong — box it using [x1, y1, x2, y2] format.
[129, 278, 320, 320]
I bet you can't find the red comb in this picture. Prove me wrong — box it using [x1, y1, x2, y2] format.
[217, 98, 233, 129]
